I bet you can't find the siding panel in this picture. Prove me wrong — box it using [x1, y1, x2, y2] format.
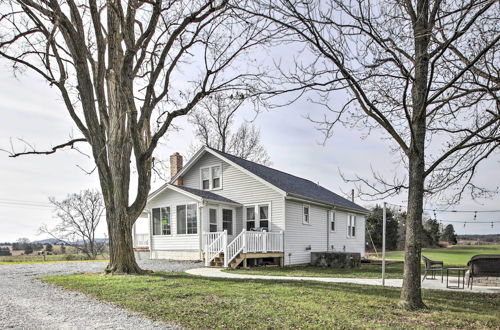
[182, 153, 285, 233]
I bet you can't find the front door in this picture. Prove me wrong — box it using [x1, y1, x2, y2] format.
[222, 208, 235, 239]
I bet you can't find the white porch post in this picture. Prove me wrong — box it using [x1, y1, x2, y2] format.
[263, 230, 267, 253]
[223, 230, 228, 268]
[280, 230, 284, 252]
[242, 229, 247, 253]
[204, 236, 209, 267]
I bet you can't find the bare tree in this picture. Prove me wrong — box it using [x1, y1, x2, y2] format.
[40, 189, 105, 259]
[0, 1, 275, 273]
[189, 93, 271, 165]
[244, 0, 499, 309]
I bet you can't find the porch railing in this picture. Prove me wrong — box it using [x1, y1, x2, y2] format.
[225, 230, 246, 267]
[204, 229, 284, 267]
[134, 234, 149, 248]
[245, 231, 284, 253]
[203, 231, 226, 266]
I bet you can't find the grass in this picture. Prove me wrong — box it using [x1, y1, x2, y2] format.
[225, 263, 409, 279]
[225, 245, 500, 279]
[0, 254, 108, 265]
[42, 272, 500, 329]
[383, 244, 500, 265]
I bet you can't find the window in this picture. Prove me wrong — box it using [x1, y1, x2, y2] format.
[222, 209, 233, 235]
[330, 210, 336, 232]
[347, 214, 357, 238]
[201, 168, 210, 190]
[303, 205, 310, 224]
[245, 203, 271, 231]
[246, 206, 256, 231]
[177, 204, 197, 234]
[259, 205, 269, 230]
[152, 207, 170, 235]
[200, 164, 222, 190]
[212, 166, 221, 189]
[209, 208, 218, 232]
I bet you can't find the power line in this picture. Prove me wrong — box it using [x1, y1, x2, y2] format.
[384, 202, 500, 213]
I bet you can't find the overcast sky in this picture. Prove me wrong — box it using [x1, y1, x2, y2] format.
[0, 62, 499, 242]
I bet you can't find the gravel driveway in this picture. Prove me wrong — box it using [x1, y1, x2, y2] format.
[0, 260, 200, 330]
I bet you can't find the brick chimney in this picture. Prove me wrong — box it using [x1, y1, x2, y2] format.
[170, 152, 183, 185]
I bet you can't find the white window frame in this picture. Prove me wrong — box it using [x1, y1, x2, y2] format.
[347, 214, 357, 238]
[176, 203, 198, 236]
[199, 163, 223, 191]
[330, 210, 336, 232]
[303, 204, 311, 225]
[244, 203, 272, 231]
[152, 206, 172, 236]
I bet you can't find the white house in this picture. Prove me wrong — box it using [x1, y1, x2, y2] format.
[133, 147, 369, 268]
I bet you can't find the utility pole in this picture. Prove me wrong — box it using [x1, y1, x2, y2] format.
[382, 202, 387, 286]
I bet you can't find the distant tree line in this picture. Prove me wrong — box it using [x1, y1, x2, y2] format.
[0, 247, 11, 256]
[366, 206, 457, 252]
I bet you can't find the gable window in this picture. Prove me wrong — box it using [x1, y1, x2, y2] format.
[201, 168, 210, 190]
[200, 164, 222, 190]
[246, 206, 256, 231]
[330, 210, 336, 232]
[303, 205, 310, 225]
[153, 207, 171, 235]
[209, 208, 218, 232]
[222, 209, 233, 235]
[177, 204, 197, 235]
[347, 214, 357, 238]
[212, 166, 221, 189]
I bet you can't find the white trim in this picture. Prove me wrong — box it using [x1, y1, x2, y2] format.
[302, 204, 311, 225]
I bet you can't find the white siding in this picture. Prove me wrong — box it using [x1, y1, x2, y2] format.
[284, 200, 329, 265]
[328, 211, 366, 257]
[147, 189, 200, 252]
[182, 152, 285, 233]
[284, 200, 366, 265]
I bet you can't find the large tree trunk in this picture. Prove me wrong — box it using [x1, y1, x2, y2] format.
[400, 0, 429, 310]
[400, 149, 426, 309]
[105, 208, 143, 274]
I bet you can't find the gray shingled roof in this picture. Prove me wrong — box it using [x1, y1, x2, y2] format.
[173, 185, 240, 205]
[209, 148, 368, 213]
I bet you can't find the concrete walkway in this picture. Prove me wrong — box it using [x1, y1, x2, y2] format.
[186, 267, 500, 293]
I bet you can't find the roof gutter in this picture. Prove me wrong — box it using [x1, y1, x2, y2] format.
[285, 193, 370, 215]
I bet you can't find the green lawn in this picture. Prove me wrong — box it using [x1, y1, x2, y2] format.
[0, 254, 108, 265]
[225, 263, 409, 279]
[42, 272, 500, 329]
[382, 245, 500, 265]
[225, 245, 500, 279]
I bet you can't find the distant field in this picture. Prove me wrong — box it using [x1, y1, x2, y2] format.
[0, 254, 108, 265]
[376, 245, 500, 265]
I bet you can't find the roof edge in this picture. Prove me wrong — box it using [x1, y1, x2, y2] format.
[285, 193, 369, 215]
